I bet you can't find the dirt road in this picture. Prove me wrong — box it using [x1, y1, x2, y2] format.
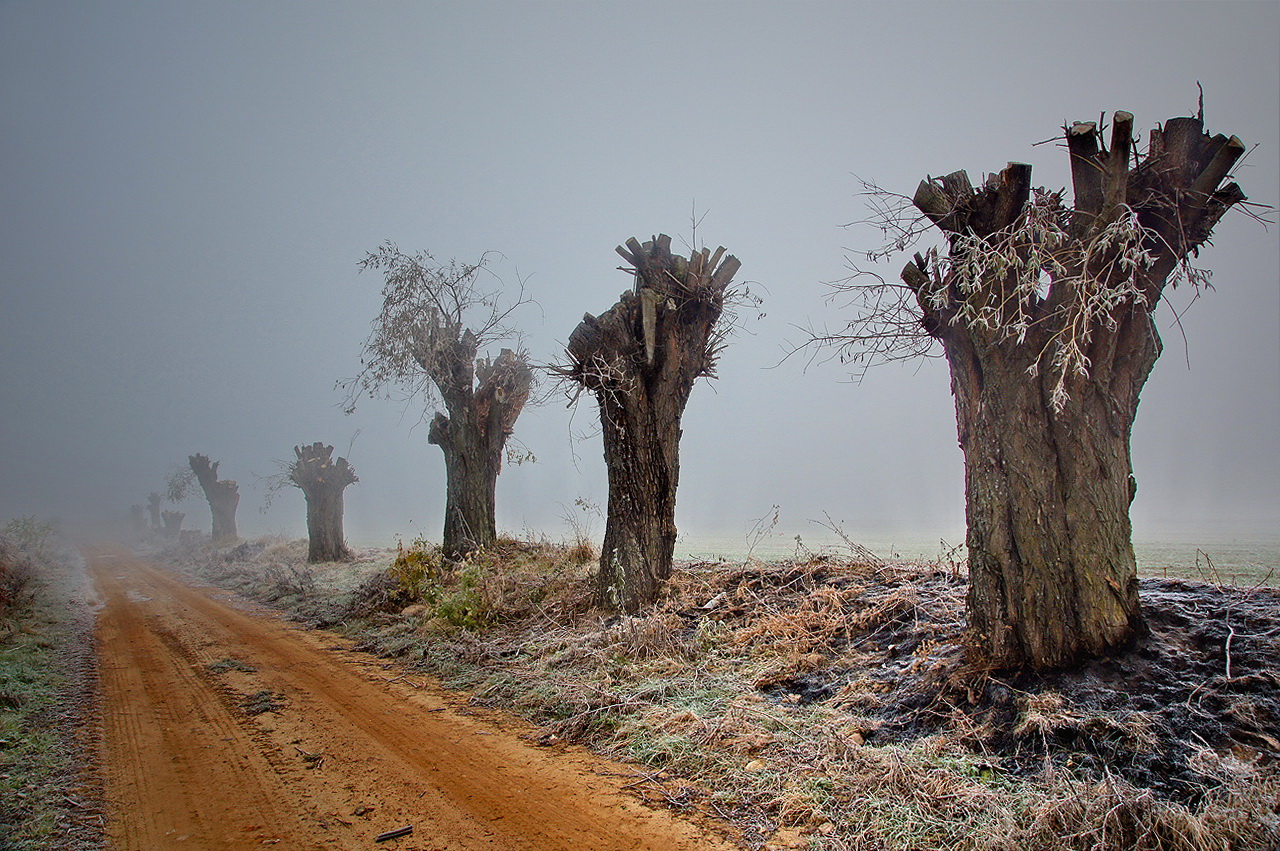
[89, 546, 733, 851]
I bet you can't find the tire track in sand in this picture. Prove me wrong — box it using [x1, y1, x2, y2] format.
[93, 552, 303, 848]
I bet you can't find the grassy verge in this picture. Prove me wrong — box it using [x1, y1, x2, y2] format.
[164, 534, 1280, 851]
[0, 533, 104, 850]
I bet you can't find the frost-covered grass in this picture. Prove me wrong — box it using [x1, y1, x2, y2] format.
[0, 536, 103, 851]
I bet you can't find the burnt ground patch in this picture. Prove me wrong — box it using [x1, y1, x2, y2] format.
[733, 565, 1279, 805]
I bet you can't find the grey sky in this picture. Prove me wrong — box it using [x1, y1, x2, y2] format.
[2, 1, 1277, 551]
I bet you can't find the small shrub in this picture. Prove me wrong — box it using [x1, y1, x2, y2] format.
[389, 537, 448, 600]
[0, 518, 58, 615]
[433, 563, 489, 630]
[1, 518, 55, 563]
[0, 536, 36, 616]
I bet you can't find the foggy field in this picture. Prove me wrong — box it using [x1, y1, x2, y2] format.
[1133, 539, 1280, 588]
[674, 534, 1280, 589]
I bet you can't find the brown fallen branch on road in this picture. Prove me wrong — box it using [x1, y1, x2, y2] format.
[375, 825, 413, 842]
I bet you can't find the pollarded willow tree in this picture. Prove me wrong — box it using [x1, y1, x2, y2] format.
[819, 110, 1249, 669]
[189, 453, 240, 546]
[561, 235, 743, 612]
[344, 242, 535, 559]
[288, 441, 357, 563]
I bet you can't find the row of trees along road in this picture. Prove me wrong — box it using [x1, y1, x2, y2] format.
[157, 107, 1248, 674]
[130, 492, 185, 539]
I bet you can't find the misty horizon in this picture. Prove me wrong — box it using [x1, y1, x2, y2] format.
[2, 3, 1277, 553]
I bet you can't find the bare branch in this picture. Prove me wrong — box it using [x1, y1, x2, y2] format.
[340, 242, 536, 418]
[798, 107, 1259, 409]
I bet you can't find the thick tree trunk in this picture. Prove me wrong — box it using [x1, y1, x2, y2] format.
[431, 413, 499, 558]
[289, 442, 356, 563]
[565, 235, 741, 612]
[189, 454, 239, 546]
[427, 349, 532, 560]
[943, 320, 1156, 667]
[208, 493, 239, 545]
[594, 377, 681, 612]
[901, 112, 1246, 669]
[304, 488, 349, 562]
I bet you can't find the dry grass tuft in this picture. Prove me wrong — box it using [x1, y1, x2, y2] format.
[261, 537, 307, 564]
[1014, 691, 1159, 754]
[1026, 772, 1280, 851]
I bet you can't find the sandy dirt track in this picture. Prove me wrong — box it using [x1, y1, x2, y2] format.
[89, 546, 732, 851]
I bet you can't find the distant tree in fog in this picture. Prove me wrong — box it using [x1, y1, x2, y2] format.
[287, 441, 357, 563]
[146, 492, 163, 531]
[188, 453, 239, 546]
[161, 510, 184, 539]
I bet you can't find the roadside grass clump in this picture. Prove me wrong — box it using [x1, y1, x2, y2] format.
[179, 535, 1280, 851]
[207, 657, 256, 674]
[2, 517, 57, 564]
[241, 689, 285, 716]
[0, 548, 35, 620]
[0, 525, 45, 617]
[171, 534, 377, 627]
[347, 535, 597, 633]
[0, 530, 103, 851]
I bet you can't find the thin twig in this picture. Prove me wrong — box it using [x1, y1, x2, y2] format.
[1225, 622, 1236, 680]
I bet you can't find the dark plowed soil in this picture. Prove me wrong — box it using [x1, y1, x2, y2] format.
[996, 579, 1279, 802]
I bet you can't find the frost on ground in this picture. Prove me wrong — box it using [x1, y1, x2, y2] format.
[0, 538, 105, 851]
[164, 534, 1280, 851]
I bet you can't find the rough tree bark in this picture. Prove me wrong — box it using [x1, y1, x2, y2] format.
[161, 510, 184, 539]
[189, 453, 240, 546]
[564, 235, 741, 612]
[900, 113, 1247, 668]
[426, 348, 533, 559]
[146, 492, 163, 530]
[288, 441, 357, 563]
